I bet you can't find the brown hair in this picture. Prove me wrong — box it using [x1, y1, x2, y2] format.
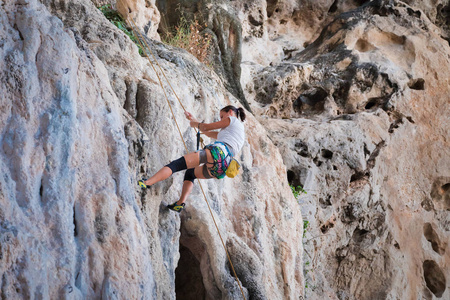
[221, 105, 246, 122]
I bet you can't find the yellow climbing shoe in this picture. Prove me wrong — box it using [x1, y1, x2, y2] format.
[167, 202, 185, 213]
[138, 179, 148, 190]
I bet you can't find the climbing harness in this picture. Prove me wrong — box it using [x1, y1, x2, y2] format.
[113, 2, 246, 298]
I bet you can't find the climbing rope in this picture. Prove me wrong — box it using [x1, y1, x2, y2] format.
[112, 1, 246, 298]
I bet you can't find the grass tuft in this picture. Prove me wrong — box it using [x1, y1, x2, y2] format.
[161, 16, 213, 66]
[290, 184, 307, 199]
[98, 4, 146, 57]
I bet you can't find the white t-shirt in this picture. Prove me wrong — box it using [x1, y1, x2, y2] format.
[217, 116, 245, 156]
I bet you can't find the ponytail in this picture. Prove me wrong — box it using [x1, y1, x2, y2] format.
[221, 105, 246, 122]
[237, 107, 246, 122]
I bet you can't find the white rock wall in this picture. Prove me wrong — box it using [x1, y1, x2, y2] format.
[0, 0, 155, 298]
[242, 1, 450, 299]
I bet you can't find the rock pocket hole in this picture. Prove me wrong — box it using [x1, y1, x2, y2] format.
[421, 198, 435, 211]
[73, 205, 78, 237]
[328, 0, 338, 13]
[365, 99, 377, 109]
[408, 78, 425, 90]
[355, 39, 376, 52]
[350, 171, 367, 182]
[423, 223, 445, 255]
[430, 180, 450, 210]
[294, 87, 327, 113]
[295, 140, 309, 157]
[407, 7, 422, 18]
[442, 183, 450, 193]
[287, 169, 305, 189]
[248, 15, 263, 26]
[423, 260, 446, 297]
[320, 220, 335, 234]
[342, 203, 360, 223]
[287, 170, 296, 186]
[319, 195, 332, 209]
[267, 0, 278, 17]
[313, 157, 322, 167]
[352, 228, 369, 243]
[321, 149, 333, 159]
[175, 244, 205, 299]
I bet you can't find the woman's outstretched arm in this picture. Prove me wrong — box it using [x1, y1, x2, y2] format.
[184, 111, 229, 135]
[191, 117, 231, 132]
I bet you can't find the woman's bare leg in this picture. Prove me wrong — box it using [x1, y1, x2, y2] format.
[176, 180, 194, 205]
[144, 150, 211, 187]
[143, 166, 172, 186]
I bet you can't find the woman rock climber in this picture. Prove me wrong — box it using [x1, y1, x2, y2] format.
[139, 105, 246, 212]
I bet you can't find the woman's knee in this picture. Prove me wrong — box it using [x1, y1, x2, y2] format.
[184, 168, 197, 183]
[166, 157, 187, 173]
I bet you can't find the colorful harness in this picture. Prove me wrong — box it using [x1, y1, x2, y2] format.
[205, 142, 232, 179]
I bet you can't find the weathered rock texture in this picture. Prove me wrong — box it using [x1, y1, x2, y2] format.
[0, 1, 155, 299]
[403, 0, 450, 41]
[1, 0, 303, 299]
[2, 0, 449, 299]
[117, 0, 161, 40]
[242, 0, 450, 299]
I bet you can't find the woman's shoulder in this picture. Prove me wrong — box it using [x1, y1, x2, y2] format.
[224, 116, 244, 130]
[230, 116, 244, 123]
[226, 116, 237, 126]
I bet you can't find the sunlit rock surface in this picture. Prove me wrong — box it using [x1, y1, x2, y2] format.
[243, 0, 450, 299]
[1, 0, 449, 299]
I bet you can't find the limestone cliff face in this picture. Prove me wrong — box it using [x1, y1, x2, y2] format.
[236, 0, 450, 299]
[1, 0, 449, 300]
[1, 0, 302, 299]
[1, 1, 155, 299]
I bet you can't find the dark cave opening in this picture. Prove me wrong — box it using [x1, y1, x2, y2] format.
[287, 169, 303, 188]
[175, 244, 206, 300]
[287, 168, 308, 189]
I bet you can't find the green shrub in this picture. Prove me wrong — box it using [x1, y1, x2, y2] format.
[290, 184, 307, 199]
[303, 220, 309, 238]
[98, 4, 146, 56]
